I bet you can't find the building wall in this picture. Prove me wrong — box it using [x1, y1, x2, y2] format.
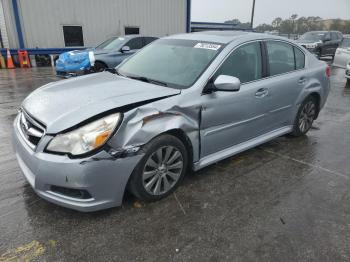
[3, 0, 187, 48]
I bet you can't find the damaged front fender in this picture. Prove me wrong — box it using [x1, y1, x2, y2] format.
[108, 98, 201, 163]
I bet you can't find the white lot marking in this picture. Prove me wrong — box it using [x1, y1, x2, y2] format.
[263, 149, 349, 180]
[173, 192, 186, 215]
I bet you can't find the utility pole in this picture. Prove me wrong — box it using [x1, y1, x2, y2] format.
[250, 0, 256, 29]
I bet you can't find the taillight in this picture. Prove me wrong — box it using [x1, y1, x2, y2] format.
[326, 65, 331, 78]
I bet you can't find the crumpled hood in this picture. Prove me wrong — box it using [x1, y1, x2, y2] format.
[22, 72, 180, 133]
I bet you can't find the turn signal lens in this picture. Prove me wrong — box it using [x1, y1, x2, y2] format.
[94, 131, 111, 147]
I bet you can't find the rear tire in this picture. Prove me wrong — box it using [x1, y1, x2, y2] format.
[128, 134, 188, 202]
[290, 96, 317, 137]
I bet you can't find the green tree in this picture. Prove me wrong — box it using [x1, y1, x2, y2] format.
[272, 17, 283, 29]
[330, 19, 343, 31]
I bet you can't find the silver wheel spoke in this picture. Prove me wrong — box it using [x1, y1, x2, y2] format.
[167, 171, 180, 180]
[167, 151, 180, 164]
[168, 161, 183, 170]
[153, 176, 162, 194]
[162, 176, 171, 192]
[143, 170, 157, 180]
[156, 148, 163, 163]
[163, 147, 173, 163]
[145, 175, 158, 191]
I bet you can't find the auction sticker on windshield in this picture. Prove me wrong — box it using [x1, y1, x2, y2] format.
[194, 43, 221, 50]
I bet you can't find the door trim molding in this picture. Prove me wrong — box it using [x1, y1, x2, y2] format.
[194, 125, 293, 171]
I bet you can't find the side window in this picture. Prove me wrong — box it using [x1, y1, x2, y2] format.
[266, 41, 295, 76]
[331, 32, 338, 40]
[144, 37, 157, 45]
[214, 42, 262, 84]
[337, 33, 343, 40]
[294, 47, 305, 70]
[126, 37, 143, 50]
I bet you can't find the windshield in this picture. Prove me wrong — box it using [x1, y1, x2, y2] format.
[117, 39, 223, 89]
[96, 37, 126, 50]
[299, 32, 325, 42]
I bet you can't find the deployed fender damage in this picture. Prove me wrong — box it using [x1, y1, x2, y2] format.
[107, 99, 201, 165]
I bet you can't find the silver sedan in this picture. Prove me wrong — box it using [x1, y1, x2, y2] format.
[13, 31, 330, 211]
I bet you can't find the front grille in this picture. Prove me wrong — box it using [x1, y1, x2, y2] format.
[18, 110, 45, 149]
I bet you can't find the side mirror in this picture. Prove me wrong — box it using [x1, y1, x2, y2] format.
[213, 75, 241, 92]
[121, 46, 131, 53]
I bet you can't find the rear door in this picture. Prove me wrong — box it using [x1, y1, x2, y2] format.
[262, 40, 307, 130]
[334, 38, 350, 68]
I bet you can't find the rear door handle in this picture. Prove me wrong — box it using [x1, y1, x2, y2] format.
[255, 88, 268, 98]
[298, 77, 307, 85]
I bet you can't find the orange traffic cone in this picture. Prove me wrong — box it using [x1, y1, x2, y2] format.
[6, 49, 15, 69]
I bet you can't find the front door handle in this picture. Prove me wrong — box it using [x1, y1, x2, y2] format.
[255, 88, 268, 98]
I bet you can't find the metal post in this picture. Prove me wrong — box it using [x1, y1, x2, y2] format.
[250, 0, 256, 29]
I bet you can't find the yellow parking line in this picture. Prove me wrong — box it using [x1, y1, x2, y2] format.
[0, 240, 56, 262]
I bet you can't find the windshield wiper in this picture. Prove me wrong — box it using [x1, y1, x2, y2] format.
[128, 76, 168, 87]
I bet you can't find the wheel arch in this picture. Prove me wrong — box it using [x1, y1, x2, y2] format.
[309, 92, 321, 119]
[161, 129, 194, 170]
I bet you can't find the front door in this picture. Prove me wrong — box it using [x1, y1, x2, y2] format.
[200, 41, 271, 157]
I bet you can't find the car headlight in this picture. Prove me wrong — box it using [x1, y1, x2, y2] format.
[46, 113, 121, 156]
[306, 43, 317, 49]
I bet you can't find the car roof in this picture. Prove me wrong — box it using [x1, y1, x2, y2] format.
[111, 35, 157, 40]
[165, 31, 290, 44]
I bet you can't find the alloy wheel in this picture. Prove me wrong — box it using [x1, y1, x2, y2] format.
[298, 101, 316, 133]
[142, 146, 184, 195]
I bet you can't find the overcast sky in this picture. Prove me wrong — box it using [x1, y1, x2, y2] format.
[191, 0, 350, 26]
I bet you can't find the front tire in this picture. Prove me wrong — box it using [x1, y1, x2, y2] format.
[128, 134, 188, 202]
[290, 96, 317, 137]
[93, 61, 107, 72]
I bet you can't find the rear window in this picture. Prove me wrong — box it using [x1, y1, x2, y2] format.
[266, 41, 295, 76]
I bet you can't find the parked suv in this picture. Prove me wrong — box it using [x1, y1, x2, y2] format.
[13, 32, 330, 211]
[297, 31, 343, 59]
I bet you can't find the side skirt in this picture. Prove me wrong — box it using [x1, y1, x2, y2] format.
[193, 126, 293, 171]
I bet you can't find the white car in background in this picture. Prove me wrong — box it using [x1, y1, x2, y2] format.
[333, 37, 350, 85]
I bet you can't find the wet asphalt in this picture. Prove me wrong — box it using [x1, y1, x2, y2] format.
[0, 67, 350, 262]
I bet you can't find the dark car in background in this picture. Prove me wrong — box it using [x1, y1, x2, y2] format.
[297, 31, 343, 59]
[55, 35, 157, 77]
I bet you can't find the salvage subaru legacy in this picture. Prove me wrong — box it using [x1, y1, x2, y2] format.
[13, 31, 330, 211]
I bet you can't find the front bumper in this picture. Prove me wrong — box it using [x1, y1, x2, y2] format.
[12, 115, 143, 212]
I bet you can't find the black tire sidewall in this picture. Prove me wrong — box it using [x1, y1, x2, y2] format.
[128, 134, 188, 202]
[94, 61, 106, 72]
